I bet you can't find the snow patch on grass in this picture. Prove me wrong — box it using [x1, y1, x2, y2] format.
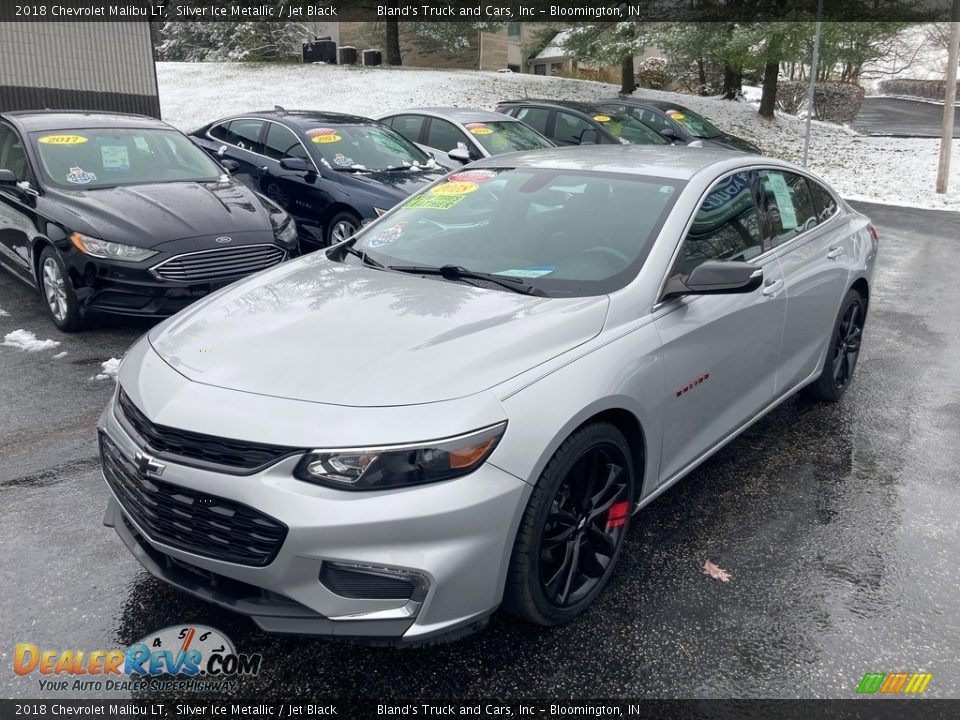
[0, 307, 9, 317]
[2, 329, 60, 352]
[156, 62, 960, 211]
[52, 351, 68, 359]
[91, 357, 121, 381]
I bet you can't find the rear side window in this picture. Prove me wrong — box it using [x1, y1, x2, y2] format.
[630, 107, 671, 133]
[514, 107, 550, 135]
[759, 170, 818, 247]
[263, 122, 309, 162]
[554, 112, 598, 145]
[807, 179, 838, 222]
[209, 119, 264, 154]
[0, 122, 35, 183]
[425, 118, 468, 153]
[387, 115, 425, 144]
[672, 171, 763, 278]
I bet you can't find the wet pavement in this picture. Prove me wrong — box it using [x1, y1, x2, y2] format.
[1, 201, 958, 699]
[853, 96, 960, 137]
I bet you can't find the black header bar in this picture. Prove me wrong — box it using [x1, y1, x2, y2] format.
[0, 0, 956, 23]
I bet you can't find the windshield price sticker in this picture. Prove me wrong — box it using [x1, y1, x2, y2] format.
[429, 181, 479, 196]
[666, 110, 686, 120]
[306, 128, 342, 144]
[405, 194, 464, 210]
[448, 169, 496, 183]
[766, 173, 798, 229]
[466, 123, 494, 135]
[498, 265, 555, 279]
[39, 134, 88, 145]
[593, 115, 611, 122]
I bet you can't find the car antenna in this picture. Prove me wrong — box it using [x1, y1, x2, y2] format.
[274, 105, 287, 112]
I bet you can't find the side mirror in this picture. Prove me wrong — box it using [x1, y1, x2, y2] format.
[447, 146, 470, 164]
[279, 157, 310, 172]
[220, 159, 240, 173]
[0, 169, 16, 186]
[660, 128, 679, 141]
[684, 261, 763, 294]
[579, 129, 599, 145]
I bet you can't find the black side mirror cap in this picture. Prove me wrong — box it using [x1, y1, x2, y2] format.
[220, 160, 240, 173]
[660, 127, 679, 140]
[579, 129, 599, 145]
[447, 146, 471, 164]
[280, 157, 311, 172]
[684, 260, 763, 295]
[0, 169, 17, 186]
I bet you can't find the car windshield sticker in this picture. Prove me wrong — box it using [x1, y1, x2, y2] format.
[367, 222, 407, 248]
[593, 115, 611, 122]
[306, 128, 342, 144]
[448, 169, 496, 183]
[332, 153, 355, 167]
[766, 173, 798, 229]
[66, 167, 97, 184]
[101, 145, 130, 170]
[466, 123, 494, 135]
[497, 265, 555, 279]
[133, 136, 151, 152]
[666, 110, 686, 120]
[38, 134, 88, 145]
[429, 181, 479, 196]
[404, 194, 465, 210]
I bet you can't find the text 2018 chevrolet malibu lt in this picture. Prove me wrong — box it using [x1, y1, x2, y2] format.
[100, 146, 877, 644]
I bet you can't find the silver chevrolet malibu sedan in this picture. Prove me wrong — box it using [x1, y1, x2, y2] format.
[100, 146, 878, 644]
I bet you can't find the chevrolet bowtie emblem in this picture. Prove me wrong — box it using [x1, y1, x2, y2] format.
[134, 450, 166, 479]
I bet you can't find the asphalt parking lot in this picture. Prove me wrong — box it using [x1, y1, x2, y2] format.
[1, 201, 958, 700]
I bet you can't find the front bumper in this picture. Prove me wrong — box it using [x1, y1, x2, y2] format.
[64, 238, 297, 318]
[98, 398, 530, 644]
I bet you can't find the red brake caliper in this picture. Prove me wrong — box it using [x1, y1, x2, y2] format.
[605, 501, 630, 531]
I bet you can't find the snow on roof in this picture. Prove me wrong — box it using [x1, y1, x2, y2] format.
[535, 29, 576, 60]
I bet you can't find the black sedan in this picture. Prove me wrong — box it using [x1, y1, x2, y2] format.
[495, 99, 670, 147]
[596, 98, 761, 153]
[189, 110, 447, 249]
[0, 111, 299, 331]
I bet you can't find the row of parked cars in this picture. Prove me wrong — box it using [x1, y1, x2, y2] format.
[0, 96, 759, 330]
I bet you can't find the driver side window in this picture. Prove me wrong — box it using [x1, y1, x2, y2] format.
[671, 171, 762, 280]
[0, 123, 35, 184]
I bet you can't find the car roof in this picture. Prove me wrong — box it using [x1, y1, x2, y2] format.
[1, 110, 172, 133]
[231, 110, 378, 129]
[468, 144, 769, 181]
[608, 98, 694, 113]
[382, 107, 515, 124]
[497, 99, 609, 115]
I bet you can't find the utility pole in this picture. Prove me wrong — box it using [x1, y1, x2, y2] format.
[936, 19, 960, 193]
[802, 0, 824, 168]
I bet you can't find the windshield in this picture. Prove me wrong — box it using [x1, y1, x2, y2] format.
[304, 124, 430, 171]
[31, 128, 222, 189]
[592, 113, 668, 145]
[663, 107, 722, 139]
[349, 168, 682, 297]
[464, 121, 554, 155]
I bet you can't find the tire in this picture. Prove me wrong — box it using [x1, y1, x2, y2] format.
[503, 422, 636, 626]
[325, 211, 360, 247]
[803, 288, 866, 402]
[38, 247, 83, 332]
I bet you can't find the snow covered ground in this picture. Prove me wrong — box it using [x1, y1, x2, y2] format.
[156, 62, 960, 212]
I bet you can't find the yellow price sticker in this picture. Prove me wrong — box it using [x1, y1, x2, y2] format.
[311, 134, 342, 144]
[429, 181, 479, 196]
[38, 135, 88, 145]
[593, 115, 611, 123]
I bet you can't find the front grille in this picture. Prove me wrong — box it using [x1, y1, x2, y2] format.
[117, 389, 300, 472]
[101, 432, 287, 566]
[152, 244, 285, 282]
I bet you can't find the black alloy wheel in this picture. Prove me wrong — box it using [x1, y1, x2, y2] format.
[504, 422, 636, 626]
[805, 288, 866, 402]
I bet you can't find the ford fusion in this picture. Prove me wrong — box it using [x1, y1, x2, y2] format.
[0, 111, 299, 331]
[100, 146, 877, 644]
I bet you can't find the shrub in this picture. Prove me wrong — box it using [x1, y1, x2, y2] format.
[636, 56, 671, 90]
[776, 79, 864, 123]
[878, 78, 960, 101]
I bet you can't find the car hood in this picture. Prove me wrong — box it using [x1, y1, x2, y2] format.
[704, 134, 761, 154]
[47, 180, 272, 247]
[148, 254, 609, 407]
[336, 167, 447, 202]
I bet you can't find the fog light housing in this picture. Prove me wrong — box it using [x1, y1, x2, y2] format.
[320, 562, 429, 602]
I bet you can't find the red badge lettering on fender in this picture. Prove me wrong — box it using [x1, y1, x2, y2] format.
[676, 372, 710, 398]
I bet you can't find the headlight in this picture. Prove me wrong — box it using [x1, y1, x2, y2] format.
[293, 422, 506, 491]
[269, 209, 298, 247]
[69, 232, 157, 262]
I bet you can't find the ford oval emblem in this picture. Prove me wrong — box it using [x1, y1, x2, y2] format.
[215, 236, 232, 244]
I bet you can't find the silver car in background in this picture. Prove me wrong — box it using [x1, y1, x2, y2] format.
[99, 146, 878, 644]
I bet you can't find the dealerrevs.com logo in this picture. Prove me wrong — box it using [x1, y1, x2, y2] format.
[14, 625, 261, 693]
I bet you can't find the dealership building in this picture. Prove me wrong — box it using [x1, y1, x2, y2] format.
[0, 21, 160, 118]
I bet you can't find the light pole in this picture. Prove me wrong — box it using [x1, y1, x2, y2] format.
[936, 19, 960, 194]
[802, 0, 824, 168]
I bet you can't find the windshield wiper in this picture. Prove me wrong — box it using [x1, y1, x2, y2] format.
[387, 264, 547, 296]
[340, 240, 384, 269]
[332, 166, 369, 173]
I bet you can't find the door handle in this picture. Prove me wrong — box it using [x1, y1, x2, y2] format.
[259, 165, 269, 173]
[761, 279, 784, 296]
[826, 246, 845, 259]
